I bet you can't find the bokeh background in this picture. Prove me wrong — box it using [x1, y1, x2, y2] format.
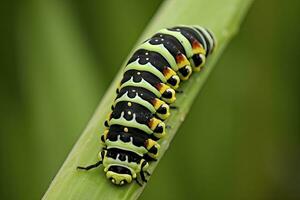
[1, 0, 299, 199]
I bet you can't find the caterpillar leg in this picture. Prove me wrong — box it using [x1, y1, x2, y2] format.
[140, 171, 147, 183]
[175, 89, 183, 93]
[166, 125, 171, 129]
[77, 150, 105, 170]
[135, 179, 143, 186]
[77, 161, 102, 171]
[170, 105, 178, 110]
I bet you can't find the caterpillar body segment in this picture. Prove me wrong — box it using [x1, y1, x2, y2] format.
[109, 101, 166, 138]
[77, 25, 216, 186]
[120, 70, 176, 104]
[128, 49, 182, 89]
[115, 87, 171, 120]
[102, 125, 161, 159]
[113, 91, 170, 120]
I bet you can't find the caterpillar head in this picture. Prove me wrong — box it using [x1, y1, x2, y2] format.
[105, 165, 133, 186]
[101, 149, 139, 186]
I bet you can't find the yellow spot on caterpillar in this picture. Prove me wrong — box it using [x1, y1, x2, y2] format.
[127, 102, 132, 107]
[163, 67, 177, 79]
[149, 118, 162, 131]
[124, 127, 128, 132]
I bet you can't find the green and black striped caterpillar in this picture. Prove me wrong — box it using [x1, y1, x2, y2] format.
[77, 25, 216, 186]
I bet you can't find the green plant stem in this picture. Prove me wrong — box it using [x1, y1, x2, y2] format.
[43, 0, 253, 199]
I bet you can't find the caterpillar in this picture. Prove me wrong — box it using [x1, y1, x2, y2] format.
[77, 25, 216, 186]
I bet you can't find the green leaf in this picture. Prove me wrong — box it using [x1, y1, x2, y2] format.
[43, 0, 254, 199]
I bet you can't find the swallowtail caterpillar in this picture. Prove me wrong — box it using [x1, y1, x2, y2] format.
[78, 25, 216, 186]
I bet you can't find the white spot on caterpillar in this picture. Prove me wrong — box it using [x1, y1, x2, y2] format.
[128, 111, 132, 115]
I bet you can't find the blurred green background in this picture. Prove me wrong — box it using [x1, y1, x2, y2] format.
[0, 0, 299, 199]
